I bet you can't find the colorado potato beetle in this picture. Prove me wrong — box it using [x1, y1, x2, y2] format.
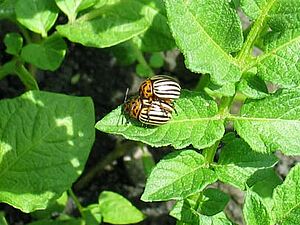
[139, 75, 181, 102]
[124, 96, 174, 126]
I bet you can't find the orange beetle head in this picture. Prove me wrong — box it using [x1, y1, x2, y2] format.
[139, 79, 153, 99]
[124, 96, 142, 119]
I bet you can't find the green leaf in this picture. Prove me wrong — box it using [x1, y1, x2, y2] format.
[170, 200, 199, 224]
[247, 168, 282, 210]
[82, 204, 102, 225]
[149, 52, 164, 68]
[247, 168, 282, 199]
[255, 33, 300, 87]
[272, 164, 300, 224]
[241, 0, 300, 87]
[0, 60, 17, 80]
[99, 191, 145, 224]
[141, 150, 217, 201]
[243, 190, 271, 225]
[205, 82, 236, 97]
[55, 0, 97, 21]
[96, 90, 225, 149]
[237, 71, 269, 99]
[27, 218, 84, 225]
[132, 0, 175, 52]
[214, 138, 277, 189]
[15, 0, 59, 37]
[110, 41, 137, 65]
[21, 34, 67, 71]
[200, 188, 230, 216]
[136, 63, 153, 77]
[57, 1, 149, 48]
[240, 0, 267, 19]
[234, 88, 300, 155]
[164, 0, 243, 85]
[0, 60, 39, 90]
[241, 0, 300, 29]
[31, 192, 68, 220]
[0, 91, 95, 212]
[170, 200, 232, 225]
[4, 33, 23, 56]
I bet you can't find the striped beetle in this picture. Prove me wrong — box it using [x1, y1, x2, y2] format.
[139, 75, 181, 102]
[124, 96, 174, 126]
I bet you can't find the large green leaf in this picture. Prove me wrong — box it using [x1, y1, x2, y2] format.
[241, 0, 300, 29]
[272, 164, 300, 225]
[214, 138, 277, 189]
[57, 0, 148, 48]
[132, 0, 175, 52]
[237, 71, 269, 99]
[55, 0, 97, 21]
[0, 91, 95, 212]
[240, 0, 268, 19]
[243, 190, 271, 225]
[96, 90, 225, 149]
[200, 188, 230, 216]
[164, 0, 243, 85]
[21, 34, 67, 71]
[99, 191, 145, 224]
[15, 0, 59, 37]
[234, 88, 300, 155]
[170, 200, 232, 225]
[256, 33, 300, 87]
[247, 168, 282, 210]
[141, 150, 217, 201]
[241, 0, 300, 87]
[82, 204, 102, 225]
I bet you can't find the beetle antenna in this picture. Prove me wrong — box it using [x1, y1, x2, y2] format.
[123, 88, 129, 104]
[118, 88, 130, 126]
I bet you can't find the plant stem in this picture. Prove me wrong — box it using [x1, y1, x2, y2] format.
[14, 61, 39, 90]
[18, 25, 32, 44]
[132, 41, 155, 76]
[203, 141, 219, 164]
[218, 96, 234, 115]
[193, 192, 203, 211]
[194, 74, 210, 92]
[74, 141, 131, 191]
[237, 0, 276, 65]
[68, 188, 84, 217]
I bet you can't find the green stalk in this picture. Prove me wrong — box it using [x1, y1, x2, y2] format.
[68, 188, 84, 217]
[237, 0, 276, 66]
[203, 141, 219, 164]
[194, 74, 210, 92]
[132, 42, 155, 76]
[18, 25, 32, 44]
[74, 141, 132, 191]
[15, 62, 39, 90]
[193, 192, 203, 211]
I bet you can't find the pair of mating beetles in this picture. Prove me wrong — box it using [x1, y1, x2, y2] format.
[124, 75, 181, 126]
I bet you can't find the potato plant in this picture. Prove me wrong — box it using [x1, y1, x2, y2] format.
[0, 0, 299, 224]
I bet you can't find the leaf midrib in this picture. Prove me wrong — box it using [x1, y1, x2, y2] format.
[229, 115, 300, 123]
